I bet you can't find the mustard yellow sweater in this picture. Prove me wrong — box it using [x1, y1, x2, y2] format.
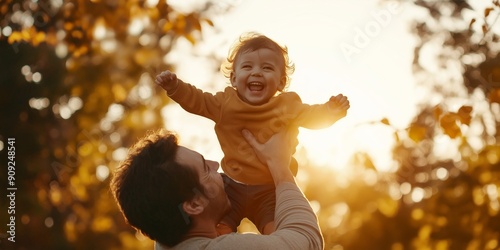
[167, 81, 339, 185]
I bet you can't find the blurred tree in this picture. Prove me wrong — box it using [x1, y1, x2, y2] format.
[298, 1, 500, 249]
[0, 0, 224, 249]
[389, 0, 500, 249]
[315, 0, 500, 249]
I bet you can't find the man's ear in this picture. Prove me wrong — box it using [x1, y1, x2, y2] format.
[230, 72, 236, 87]
[182, 196, 207, 216]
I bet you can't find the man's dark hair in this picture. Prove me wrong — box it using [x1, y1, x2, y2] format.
[110, 130, 204, 247]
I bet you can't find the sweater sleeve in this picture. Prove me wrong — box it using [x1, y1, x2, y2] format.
[286, 93, 340, 130]
[160, 182, 324, 250]
[166, 80, 224, 123]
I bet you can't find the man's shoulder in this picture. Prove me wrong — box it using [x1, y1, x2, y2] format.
[155, 234, 239, 250]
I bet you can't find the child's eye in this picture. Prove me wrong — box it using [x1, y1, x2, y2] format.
[263, 66, 274, 70]
[242, 65, 251, 69]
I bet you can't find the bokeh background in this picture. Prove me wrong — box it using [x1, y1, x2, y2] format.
[1, 0, 500, 249]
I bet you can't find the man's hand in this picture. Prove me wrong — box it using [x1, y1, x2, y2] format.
[242, 128, 298, 185]
[155, 70, 179, 92]
[328, 94, 350, 118]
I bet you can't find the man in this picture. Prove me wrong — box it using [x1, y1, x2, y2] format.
[110, 128, 324, 249]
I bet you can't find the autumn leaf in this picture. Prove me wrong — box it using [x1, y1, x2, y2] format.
[407, 124, 427, 142]
[488, 89, 500, 103]
[440, 113, 462, 138]
[203, 18, 214, 26]
[433, 105, 443, 121]
[482, 24, 489, 34]
[457, 105, 473, 125]
[380, 117, 390, 125]
[469, 18, 476, 30]
[485, 7, 494, 17]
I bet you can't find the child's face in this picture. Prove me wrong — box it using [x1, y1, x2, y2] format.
[230, 48, 286, 105]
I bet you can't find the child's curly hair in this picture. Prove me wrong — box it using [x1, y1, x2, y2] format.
[221, 32, 295, 91]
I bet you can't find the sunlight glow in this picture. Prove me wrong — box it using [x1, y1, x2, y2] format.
[435, 167, 449, 180]
[145, 0, 159, 8]
[411, 187, 425, 203]
[96, 165, 110, 181]
[32, 72, 42, 83]
[21, 65, 31, 75]
[388, 183, 402, 200]
[415, 172, 429, 183]
[110, 132, 121, 144]
[112, 147, 128, 161]
[400, 182, 412, 195]
[56, 44, 68, 58]
[45, 217, 54, 228]
[310, 200, 321, 213]
[59, 105, 72, 119]
[101, 39, 117, 53]
[93, 23, 107, 40]
[107, 104, 124, 122]
[485, 184, 499, 212]
[327, 202, 349, 228]
[29, 97, 50, 110]
[2, 26, 12, 36]
[128, 18, 145, 36]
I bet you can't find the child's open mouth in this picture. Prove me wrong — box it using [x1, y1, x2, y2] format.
[248, 82, 264, 91]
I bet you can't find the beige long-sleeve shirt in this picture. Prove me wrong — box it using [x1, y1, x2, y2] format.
[168, 81, 338, 185]
[156, 182, 324, 250]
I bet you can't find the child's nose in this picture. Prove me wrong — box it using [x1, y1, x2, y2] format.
[251, 70, 262, 76]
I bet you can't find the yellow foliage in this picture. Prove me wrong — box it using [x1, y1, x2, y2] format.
[457, 105, 473, 125]
[408, 124, 427, 142]
[435, 240, 450, 250]
[418, 224, 433, 240]
[64, 219, 77, 242]
[91, 216, 114, 232]
[439, 113, 461, 138]
[488, 89, 500, 103]
[49, 182, 62, 206]
[112, 83, 128, 102]
[473, 187, 485, 205]
[412, 208, 425, 221]
[485, 7, 494, 17]
[486, 239, 499, 250]
[377, 197, 399, 217]
[380, 117, 390, 125]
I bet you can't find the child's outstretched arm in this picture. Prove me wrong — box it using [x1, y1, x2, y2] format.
[154, 70, 224, 122]
[291, 92, 350, 129]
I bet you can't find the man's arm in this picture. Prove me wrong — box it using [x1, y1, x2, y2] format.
[233, 129, 324, 249]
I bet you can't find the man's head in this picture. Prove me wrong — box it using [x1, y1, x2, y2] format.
[222, 32, 295, 105]
[110, 130, 229, 247]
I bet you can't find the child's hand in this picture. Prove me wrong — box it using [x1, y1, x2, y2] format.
[155, 70, 179, 92]
[328, 94, 350, 118]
